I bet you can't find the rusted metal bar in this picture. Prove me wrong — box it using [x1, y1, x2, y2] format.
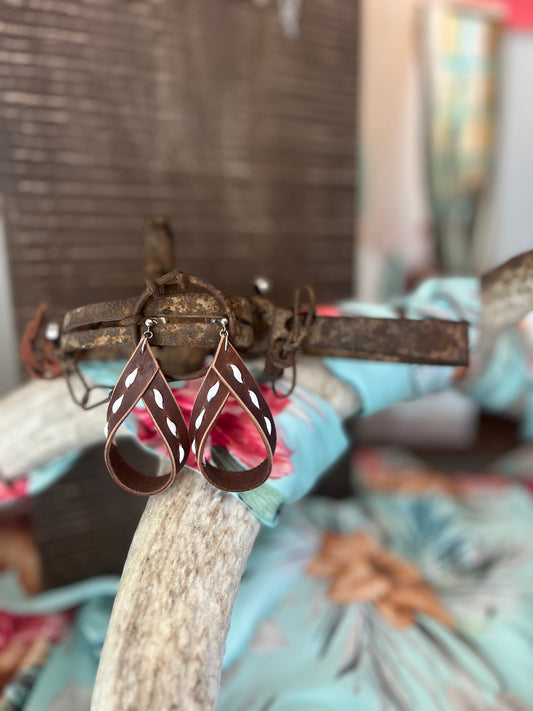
[22, 276, 470, 389]
[59, 299, 469, 367]
[301, 316, 469, 366]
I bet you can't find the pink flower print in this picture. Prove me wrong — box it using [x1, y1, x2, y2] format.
[0, 611, 71, 653]
[0, 477, 27, 503]
[316, 303, 343, 317]
[133, 379, 294, 480]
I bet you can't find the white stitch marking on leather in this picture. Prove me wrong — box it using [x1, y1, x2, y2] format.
[195, 409, 205, 429]
[191, 439, 196, 455]
[104, 421, 109, 437]
[125, 368, 138, 388]
[249, 390, 260, 408]
[264, 416, 272, 435]
[178, 444, 184, 463]
[166, 417, 177, 436]
[153, 389, 164, 409]
[207, 381, 220, 402]
[111, 394, 124, 414]
[230, 364, 243, 383]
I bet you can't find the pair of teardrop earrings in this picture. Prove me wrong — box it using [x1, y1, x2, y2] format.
[104, 318, 277, 496]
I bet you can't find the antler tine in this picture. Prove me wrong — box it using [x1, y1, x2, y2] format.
[91, 468, 260, 711]
[481, 251, 533, 334]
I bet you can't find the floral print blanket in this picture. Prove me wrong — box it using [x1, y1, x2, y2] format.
[219, 447, 533, 711]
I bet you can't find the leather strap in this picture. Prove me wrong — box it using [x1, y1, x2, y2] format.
[189, 338, 277, 492]
[105, 338, 190, 495]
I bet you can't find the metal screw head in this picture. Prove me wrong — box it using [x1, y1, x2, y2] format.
[253, 276, 272, 295]
[45, 322, 61, 341]
[144, 317, 166, 326]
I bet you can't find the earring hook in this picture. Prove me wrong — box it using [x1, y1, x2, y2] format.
[141, 318, 158, 353]
[219, 318, 229, 351]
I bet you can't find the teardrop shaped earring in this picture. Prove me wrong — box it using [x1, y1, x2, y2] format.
[104, 319, 190, 495]
[189, 319, 277, 492]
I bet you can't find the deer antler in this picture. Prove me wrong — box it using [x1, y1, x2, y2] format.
[92, 468, 260, 711]
[460, 250, 533, 387]
[481, 251, 533, 334]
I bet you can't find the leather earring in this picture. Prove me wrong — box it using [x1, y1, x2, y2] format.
[189, 319, 277, 492]
[104, 319, 190, 495]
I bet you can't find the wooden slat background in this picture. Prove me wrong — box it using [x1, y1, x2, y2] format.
[0, 0, 358, 337]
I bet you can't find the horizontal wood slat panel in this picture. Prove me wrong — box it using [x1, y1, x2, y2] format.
[0, 0, 358, 337]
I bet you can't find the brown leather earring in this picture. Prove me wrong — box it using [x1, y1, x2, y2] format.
[104, 319, 190, 495]
[189, 319, 277, 492]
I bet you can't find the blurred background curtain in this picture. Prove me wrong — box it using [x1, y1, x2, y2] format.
[421, 3, 501, 275]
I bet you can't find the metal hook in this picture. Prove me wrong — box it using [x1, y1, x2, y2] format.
[219, 317, 229, 351]
[141, 318, 158, 353]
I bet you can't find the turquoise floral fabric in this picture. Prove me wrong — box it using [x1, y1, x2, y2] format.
[218, 450, 533, 711]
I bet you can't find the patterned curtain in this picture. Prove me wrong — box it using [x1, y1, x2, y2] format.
[421, 4, 502, 273]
